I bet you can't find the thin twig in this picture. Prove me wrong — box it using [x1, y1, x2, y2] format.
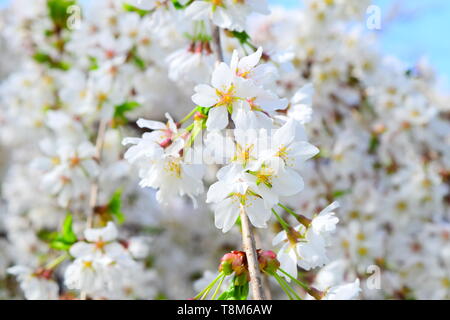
[87, 118, 108, 228]
[211, 25, 224, 64]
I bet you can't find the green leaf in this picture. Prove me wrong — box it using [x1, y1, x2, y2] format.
[132, 54, 146, 70]
[88, 56, 99, 71]
[32, 51, 71, 70]
[49, 213, 77, 251]
[123, 3, 152, 17]
[230, 31, 251, 45]
[33, 52, 52, 64]
[47, 0, 76, 30]
[113, 101, 141, 128]
[332, 189, 351, 199]
[218, 275, 249, 300]
[61, 214, 77, 243]
[171, 0, 194, 10]
[107, 189, 126, 224]
[368, 134, 380, 154]
[37, 229, 58, 242]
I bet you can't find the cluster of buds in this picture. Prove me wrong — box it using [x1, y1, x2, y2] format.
[33, 268, 54, 280]
[188, 40, 213, 56]
[219, 250, 281, 279]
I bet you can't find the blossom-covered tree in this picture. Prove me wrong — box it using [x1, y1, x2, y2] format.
[0, 0, 449, 300]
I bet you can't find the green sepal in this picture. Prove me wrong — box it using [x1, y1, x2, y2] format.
[107, 189, 126, 224]
[112, 101, 141, 128]
[122, 3, 152, 16]
[229, 30, 251, 45]
[47, 0, 76, 30]
[171, 0, 194, 10]
[49, 213, 78, 251]
[33, 52, 71, 70]
[218, 275, 249, 300]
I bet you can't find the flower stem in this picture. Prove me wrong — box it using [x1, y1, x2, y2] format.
[193, 272, 224, 300]
[275, 273, 302, 300]
[278, 268, 311, 291]
[179, 108, 197, 125]
[273, 273, 294, 300]
[278, 203, 299, 219]
[45, 253, 69, 270]
[272, 208, 290, 231]
[211, 274, 226, 300]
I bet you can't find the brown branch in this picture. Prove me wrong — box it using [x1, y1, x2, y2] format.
[211, 25, 224, 64]
[239, 208, 266, 300]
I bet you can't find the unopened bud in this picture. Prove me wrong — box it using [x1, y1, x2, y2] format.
[308, 287, 325, 300]
[258, 250, 280, 275]
[372, 123, 386, 135]
[286, 227, 303, 245]
[35, 268, 53, 280]
[194, 111, 206, 121]
[219, 251, 246, 276]
[159, 138, 172, 148]
[296, 214, 312, 228]
[219, 252, 236, 275]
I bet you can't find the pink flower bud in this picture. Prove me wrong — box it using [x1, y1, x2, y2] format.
[258, 250, 280, 275]
[159, 138, 172, 148]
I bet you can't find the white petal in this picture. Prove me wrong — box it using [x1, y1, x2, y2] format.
[211, 62, 233, 90]
[192, 84, 219, 107]
[70, 242, 94, 258]
[206, 106, 229, 130]
[206, 181, 230, 203]
[215, 198, 239, 233]
[245, 196, 271, 228]
[238, 47, 263, 73]
[137, 118, 166, 130]
[84, 222, 118, 242]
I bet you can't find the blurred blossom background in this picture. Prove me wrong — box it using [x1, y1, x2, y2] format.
[2, 0, 449, 83]
[0, 0, 449, 301]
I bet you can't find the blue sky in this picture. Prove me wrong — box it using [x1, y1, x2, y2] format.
[270, 0, 450, 84]
[1, 0, 449, 82]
